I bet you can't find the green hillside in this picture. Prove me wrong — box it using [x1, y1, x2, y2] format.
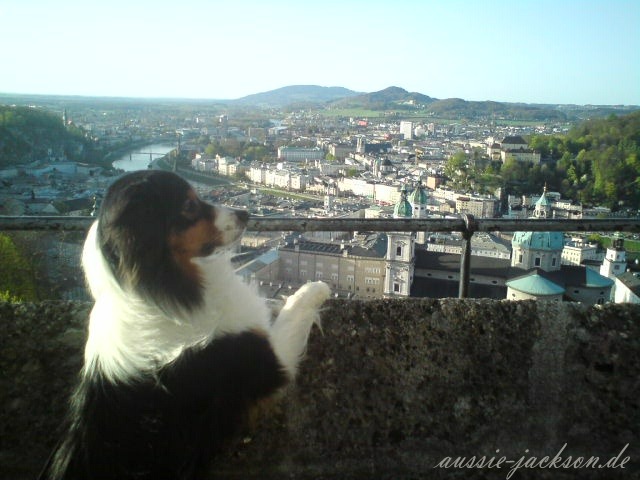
[0, 105, 89, 167]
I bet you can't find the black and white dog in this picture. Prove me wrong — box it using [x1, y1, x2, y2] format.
[40, 170, 330, 480]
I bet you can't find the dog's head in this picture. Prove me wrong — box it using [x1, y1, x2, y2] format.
[93, 170, 248, 311]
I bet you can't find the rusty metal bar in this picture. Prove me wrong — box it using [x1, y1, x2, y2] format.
[1, 215, 639, 300]
[0, 215, 639, 233]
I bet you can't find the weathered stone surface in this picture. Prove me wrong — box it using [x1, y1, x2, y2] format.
[1, 299, 638, 479]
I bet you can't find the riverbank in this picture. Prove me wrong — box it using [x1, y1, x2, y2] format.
[152, 157, 232, 187]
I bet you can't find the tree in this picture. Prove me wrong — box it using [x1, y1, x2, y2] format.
[444, 151, 473, 191]
[0, 234, 38, 301]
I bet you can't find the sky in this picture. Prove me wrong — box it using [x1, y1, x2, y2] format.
[1, 0, 639, 105]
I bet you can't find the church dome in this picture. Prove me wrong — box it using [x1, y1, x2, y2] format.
[506, 273, 565, 296]
[512, 231, 564, 251]
[394, 187, 413, 218]
[408, 185, 428, 206]
[536, 191, 550, 207]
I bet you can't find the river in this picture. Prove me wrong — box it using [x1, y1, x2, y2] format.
[111, 143, 175, 172]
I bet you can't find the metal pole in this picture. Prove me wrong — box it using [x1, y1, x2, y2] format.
[458, 214, 477, 299]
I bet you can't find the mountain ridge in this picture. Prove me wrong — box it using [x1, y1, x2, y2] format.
[232, 85, 362, 106]
[229, 85, 638, 121]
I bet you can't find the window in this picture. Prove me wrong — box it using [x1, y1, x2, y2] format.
[394, 283, 400, 292]
[534, 257, 541, 267]
[552, 257, 557, 266]
[396, 246, 402, 256]
[518, 254, 523, 263]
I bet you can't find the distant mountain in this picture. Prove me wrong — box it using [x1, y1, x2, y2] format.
[425, 98, 569, 121]
[231, 85, 361, 107]
[332, 86, 436, 110]
[328, 87, 574, 121]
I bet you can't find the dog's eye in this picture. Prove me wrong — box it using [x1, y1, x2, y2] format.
[181, 198, 199, 217]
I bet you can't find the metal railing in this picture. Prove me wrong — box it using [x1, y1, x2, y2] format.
[1, 215, 639, 298]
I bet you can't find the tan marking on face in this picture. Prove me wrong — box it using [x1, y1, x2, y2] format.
[169, 217, 221, 280]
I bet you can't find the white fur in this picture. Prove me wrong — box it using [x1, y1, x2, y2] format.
[82, 217, 330, 384]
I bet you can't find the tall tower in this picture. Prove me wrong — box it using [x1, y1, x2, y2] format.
[400, 121, 413, 140]
[384, 186, 415, 297]
[219, 115, 228, 139]
[600, 235, 627, 279]
[408, 183, 428, 244]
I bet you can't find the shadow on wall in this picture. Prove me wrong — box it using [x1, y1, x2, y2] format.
[1, 299, 639, 479]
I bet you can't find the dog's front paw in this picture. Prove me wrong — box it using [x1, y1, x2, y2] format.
[289, 281, 331, 309]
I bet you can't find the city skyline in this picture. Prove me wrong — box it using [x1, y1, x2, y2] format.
[1, 0, 639, 106]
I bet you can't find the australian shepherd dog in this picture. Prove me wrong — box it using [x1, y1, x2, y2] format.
[39, 170, 330, 480]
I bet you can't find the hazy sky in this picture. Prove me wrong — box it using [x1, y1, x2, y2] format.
[1, 0, 638, 105]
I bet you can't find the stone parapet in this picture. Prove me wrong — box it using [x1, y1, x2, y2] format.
[1, 299, 638, 479]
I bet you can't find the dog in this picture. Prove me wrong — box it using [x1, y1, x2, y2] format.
[39, 170, 330, 480]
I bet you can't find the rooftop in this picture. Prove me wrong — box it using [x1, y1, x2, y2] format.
[506, 272, 566, 296]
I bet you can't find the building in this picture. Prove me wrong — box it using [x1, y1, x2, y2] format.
[600, 236, 627, 279]
[500, 135, 528, 151]
[455, 195, 499, 218]
[614, 271, 640, 303]
[277, 146, 324, 162]
[400, 121, 413, 140]
[506, 272, 565, 302]
[328, 143, 354, 160]
[384, 187, 415, 297]
[498, 135, 541, 164]
[506, 188, 613, 304]
[278, 235, 387, 299]
[561, 237, 601, 266]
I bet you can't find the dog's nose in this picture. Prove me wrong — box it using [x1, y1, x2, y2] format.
[235, 209, 249, 225]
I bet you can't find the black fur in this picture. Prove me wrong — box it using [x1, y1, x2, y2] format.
[41, 332, 287, 479]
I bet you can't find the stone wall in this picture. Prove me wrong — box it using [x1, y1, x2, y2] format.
[1, 299, 638, 479]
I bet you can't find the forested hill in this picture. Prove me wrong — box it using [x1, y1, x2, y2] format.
[0, 105, 90, 167]
[528, 111, 640, 209]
